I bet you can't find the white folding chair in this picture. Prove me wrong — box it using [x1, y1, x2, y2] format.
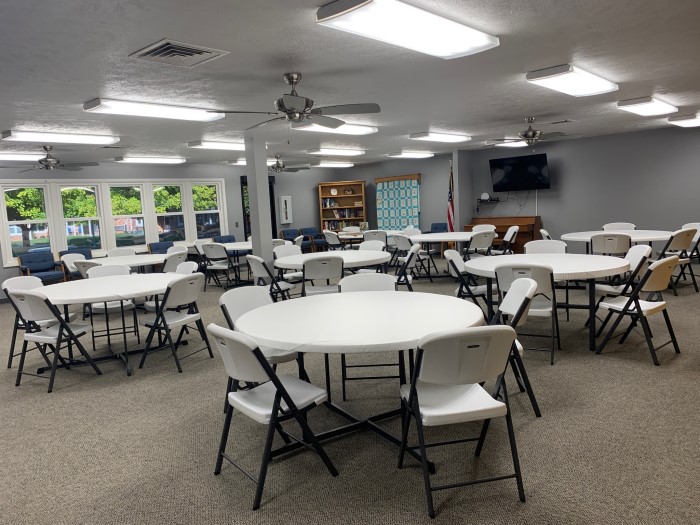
[271, 238, 287, 248]
[539, 228, 553, 240]
[472, 224, 496, 232]
[463, 230, 496, 260]
[342, 226, 360, 233]
[444, 249, 494, 312]
[161, 252, 187, 273]
[301, 256, 344, 296]
[60, 253, 85, 280]
[397, 325, 524, 519]
[247, 254, 296, 301]
[394, 244, 423, 291]
[273, 244, 304, 284]
[602, 222, 636, 230]
[208, 324, 338, 511]
[394, 235, 432, 281]
[656, 228, 698, 294]
[166, 245, 189, 254]
[175, 261, 199, 274]
[490, 225, 520, 255]
[590, 233, 631, 256]
[363, 230, 388, 245]
[358, 240, 385, 251]
[596, 256, 681, 365]
[681, 222, 700, 264]
[524, 239, 570, 320]
[74, 260, 100, 279]
[107, 247, 136, 257]
[202, 242, 240, 290]
[323, 230, 344, 251]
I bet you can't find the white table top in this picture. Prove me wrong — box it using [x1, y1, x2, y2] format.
[410, 232, 492, 243]
[275, 250, 392, 270]
[222, 241, 252, 251]
[235, 291, 484, 354]
[561, 230, 673, 243]
[94, 254, 167, 267]
[36, 273, 183, 305]
[338, 230, 403, 241]
[463, 253, 630, 281]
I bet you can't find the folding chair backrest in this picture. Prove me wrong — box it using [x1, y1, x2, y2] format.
[274, 244, 301, 259]
[203, 242, 228, 261]
[342, 226, 360, 233]
[162, 252, 187, 272]
[403, 226, 421, 237]
[665, 228, 696, 253]
[681, 223, 700, 245]
[302, 256, 344, 281]
[496, 264, 554, 295]
[167, 245, 189, 254]
[641, 256, 679, 293]
[403, 244, 422, 270]
[219, 287, 272, 328]
[504, 225, 520, 243]
[363, 230, 388, 244]
[324, 230, 341, 246]
[590, 233, 631, 255]
[272, 239, 287, 248]
[294, 235, 304, 247]
[61, 253, 85, 272]
[207, 324, 270, 384]
[87, 264, 130, 278]
[392, 234, 413, 251]
[107, 247, 136, 257]
[472, 224, 496, 232]
[74, 260, 100, 279]
[8, 289, 56, 323]
[443, 249, 465, 277]
[603, 222, 636, 231]
[524, 240, 567, 254]
[469, 231, 496, 251]
[417, 325, 516, 385]
[3, 275, 43, 294]
[339, 273, 396, 292]
[175, 261, 199, 274]
[246, 254, 275, 285]
[194, 238, 213, 255]
[359, 240, 385, 251]
[163, 273, 204, 309]
[625, 245, 652, 275]
[497, 278, 538, 325]
[540, 228, 552, 240]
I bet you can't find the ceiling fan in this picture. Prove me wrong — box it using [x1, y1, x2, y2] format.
[488, 117, 579, 146]
[268, 155, 310, 173]
[0, 146, 100, 172]
[211, 72, 381, 131]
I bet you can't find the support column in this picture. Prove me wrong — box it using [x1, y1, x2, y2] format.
[245, 134, 273, 264]
[453, 150, 474, 229]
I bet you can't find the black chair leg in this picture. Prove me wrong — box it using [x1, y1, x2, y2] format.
[414, 408, 435, 519]
[503, 382, 526, 502]
[252, 410, 278, 510]
[214, 404, 234, 475]
[639, 316, 660, 366]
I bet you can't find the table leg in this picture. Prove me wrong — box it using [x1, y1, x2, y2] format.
[588, 278, 596, 351]
[485, 277, 495, 321]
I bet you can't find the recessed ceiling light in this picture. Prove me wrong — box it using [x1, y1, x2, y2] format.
[526, 64, 618, 97]
[292, 122, 378, 135]
[0, 153, 45, 161]
[115, 157, 186, 164]
[316, 0, 499, 59]
[668, 114, 700, 128]
[307, 147, 365, 156]
[617, 97, 678, 116]
[2, 130, 120, 145]
[408, 131, 471, 143]
[312, 161, 355, 168]
[83, 98, 224, 122]
[494, 140, 528, 148]
[387, 151, 434, 158]
[187, 140, 245, 151]
[227, 158, 277, 166]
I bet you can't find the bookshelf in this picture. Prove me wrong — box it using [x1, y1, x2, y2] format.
[318, 180, 366, 231]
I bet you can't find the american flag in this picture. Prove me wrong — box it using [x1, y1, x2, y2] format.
[447, 160, 455, 232]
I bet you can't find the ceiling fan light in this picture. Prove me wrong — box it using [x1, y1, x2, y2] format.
[526, 64, 618, 97]
[617, 97, 678, 116]
[115, 157, 186, 164]
[387, 151, 434, 158]
[316, 0, 499, 59]
[293, 122, 378, 135]
[307, 147, 365, 156]
[668, 114, 700, 128]
[84, 98, 225, 122]
[227, 158, 277, 166]
[188, 140, 245, 151]
[494, 140, 528, 148]
[0, 153, 45, 161]
[313, 161, 355, 168]
[2, 130, 120, 145]
[408, 131, 471, 143]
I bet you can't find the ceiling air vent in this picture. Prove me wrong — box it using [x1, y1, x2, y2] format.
[129, 39, 229, 68]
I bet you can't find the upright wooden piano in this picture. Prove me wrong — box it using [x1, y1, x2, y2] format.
[464, 216, 542, 254]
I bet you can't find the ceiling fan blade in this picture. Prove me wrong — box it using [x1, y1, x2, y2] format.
[312, 103, 380, 116]
[19, 167, 41, 173]
[488, 138, 521, 142]
[286, 164, 310, 170]
[540, 133, 581, 141]
[0, 165, 29, 169]
[245, 116, 287, 131]
[56, 166, 83, 171]
[210, 110, 280, 115]
[307, 115, 344, 129]
[61, 162, 100, 167]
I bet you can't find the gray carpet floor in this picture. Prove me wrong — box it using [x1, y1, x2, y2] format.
[1, 267, 699, 524]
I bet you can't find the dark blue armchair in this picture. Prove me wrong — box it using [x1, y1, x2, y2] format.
[430, 223, 448, 233]
[300, 227, 327, 252]
[59, 247, 93, 260]
[148, 241, 174, 254]
[18, 252, 64, 283]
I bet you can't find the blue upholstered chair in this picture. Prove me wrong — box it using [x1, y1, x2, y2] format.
[430, 222, 448, 233]
[280, 228, 300, 243]
[59, 248, 93, 280]
[214, 234, 248, 258]
[17, 252, 64, 283]
[300, 227, 327, 252]
[148, 241, 174, 254]
[59, 248, 93, 260]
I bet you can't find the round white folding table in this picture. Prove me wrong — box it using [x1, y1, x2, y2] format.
[235, 291, 484, 465]
[463, 254, 629, 352]
[561, 230, 673, 252]
[37, 273, 184, 375]
[274, 250, 391, 270]
[93, 253, 167, 270]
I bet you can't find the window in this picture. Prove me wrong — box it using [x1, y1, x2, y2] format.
[3, 186, 52, 257]
[109, 186, 146, 247]
[60, 186, 102, 249]
[154, 185, 186, 242]
[193, 183, 221, 239]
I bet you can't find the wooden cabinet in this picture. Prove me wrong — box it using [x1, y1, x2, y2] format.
[318, 180, 366, 231]
[464, 216, 542, 254]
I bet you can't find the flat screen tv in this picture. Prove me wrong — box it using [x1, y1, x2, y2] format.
[489, 153, 550, 192]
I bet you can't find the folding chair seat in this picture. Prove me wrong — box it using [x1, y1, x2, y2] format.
[397, 325, 524, 519]
[463, 230, 495, 260]
[209, 324, 337, 510]
[202, 242, 240, 290]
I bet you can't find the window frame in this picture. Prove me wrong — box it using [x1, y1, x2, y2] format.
[191, 182, 224, 239]
[1, 183, 53, 261]
[57, 184, 104, 252]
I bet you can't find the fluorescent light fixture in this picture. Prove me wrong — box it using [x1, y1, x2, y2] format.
[408, 131, 471, 143]
[2, 130, 119, 145]
[387, 151, 434, 158]
[115, 157, 185, 164]
[312, 161, 355, 168]
[617, 97, 678, 116]
[316, 0, 499, 59]
[293, 122, 378, 135]
[227, 158, 277, 166]
[83, 98, 224, 122]
[187, 140, 245, 151]
[0, 153, 45, 161]
[307, 147, 365, 156]
[494, 140, 528, 148]
[526, 64, 618, 97]
[668, 114, 700, 128]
